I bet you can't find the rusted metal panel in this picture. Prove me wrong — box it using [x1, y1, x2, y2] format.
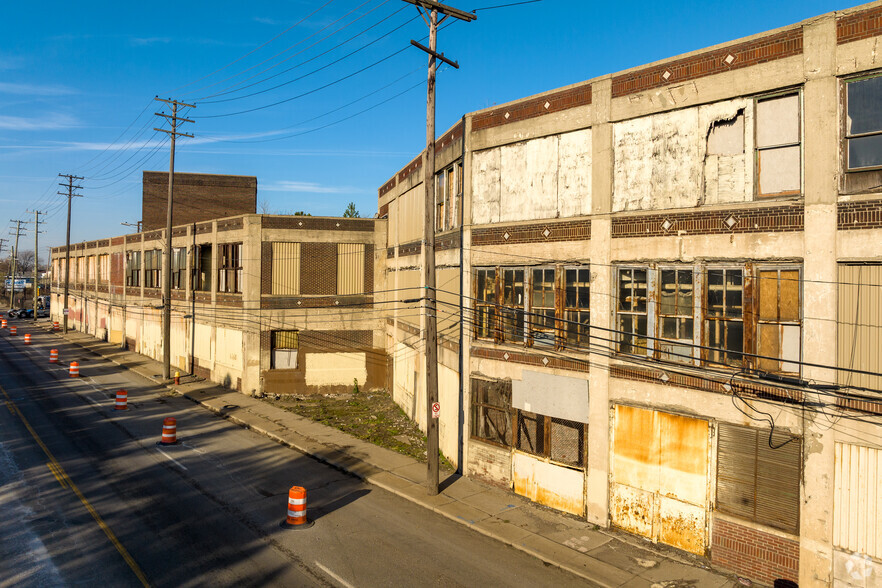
[611, 405, 710, 555]
[834, 442, 881, 559]
[512, 451, 584, 516]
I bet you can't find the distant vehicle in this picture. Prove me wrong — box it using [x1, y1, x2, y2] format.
[36, 308, 49, 318]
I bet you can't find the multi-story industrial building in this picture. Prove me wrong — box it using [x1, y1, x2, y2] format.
[379, 2, 882, 586]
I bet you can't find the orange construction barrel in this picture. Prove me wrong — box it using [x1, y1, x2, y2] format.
[53, 321, 59, 331]
[9, 326, 17, 336]
[282, 486, 313, 529]
[114, 390, 128, 410]
[69, 361, 79, 377]
[24, 333, 31, 345]
[1, 318, 6, 328]
[49, 349, 58, 363]
[159, 417, 177, 445]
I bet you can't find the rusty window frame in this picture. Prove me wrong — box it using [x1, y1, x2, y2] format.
[434, 161, 462, 232]
[656, 266, 699, 365]
[563, 266, 591, 350]
[529, 266, 556, 348]
[143, 249, 161, 289]
[754, 91, 802, 198]
[515, 409, 587, 469]
[616, 266, 650, 356]
[716, 423, 801, 534]
[470, 377, 512, 447]
[500, 267, 526, 343]
[703, 266, 744, 368]
[754, 266, 802, 376]
[217, 242, 242, 294]
[435, 170, 446, 232]
[474, 267, 497, 341]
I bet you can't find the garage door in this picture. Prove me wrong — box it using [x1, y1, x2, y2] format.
[610, 405, 710, 555]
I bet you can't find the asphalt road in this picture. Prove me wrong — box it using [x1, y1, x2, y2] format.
[0, 321, 585, 588]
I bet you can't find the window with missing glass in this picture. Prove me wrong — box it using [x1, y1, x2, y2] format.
[192, 244, 212, 291]
[470, 378, 512, 446]
[218, 243, 242, 294]
[474, 268, 497, 341]
[564, 267, 591, 349]
[846, 75, 882, 171]
[530, 268, 556, 347]
[705, 268, 744, 368]
[501, 268, 525, 343]
[271, 330, 299, 369]
[617, 267, 649, 356]
[171, 247, 186, 289]
[658, 268, 695, 364]
[515, 409, 586, 469]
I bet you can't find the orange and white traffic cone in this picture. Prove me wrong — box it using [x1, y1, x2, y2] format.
[24, 333, 31, 345]
[1, 318, 6, 328]
[69, 362, 79, 377]
[114, 390, 128, 410]
[281, 486, 314, 529]
[9, 326, 17, 336]
[159, 417, 177, 445]
[49, 349, 58, 363]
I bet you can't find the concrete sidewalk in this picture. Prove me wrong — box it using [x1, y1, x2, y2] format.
[45, 324, 738, 588]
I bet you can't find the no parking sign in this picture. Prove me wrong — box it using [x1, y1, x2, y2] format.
[431, 402, 440, 419]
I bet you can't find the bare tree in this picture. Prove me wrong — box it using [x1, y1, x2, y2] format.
[15, 250, 35, 274]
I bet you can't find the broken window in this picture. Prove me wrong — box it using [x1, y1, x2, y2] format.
[144, 249, 161, 288]
[846, 75, 882, 170]
[530, 268, 556, 347]
[617, 268, 649, 356]
[756, 268, 801, 374]
[125, 250, 141, 287]
[564, 267, 591, 348]
[271, 330, 299, 369]
[658, 268, 696, 364]
[705, 268, 744, 368]
[716, 423, 801, 534]
[756, 93, 801, 196]
[192, 244, 212, 291]
[501, 268, 525, 343]
[474, 268, 497, 341]
[435, 161, 462, 232]
[218, 243, 242, 294]
[516, 409, 586, 468]
[470, 377, 512, 446]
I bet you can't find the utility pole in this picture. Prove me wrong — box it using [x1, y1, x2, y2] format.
[154, 97, 195, 380]
[121, 221, 143, 232]
[59, 174, 83, 334]
[405, 0, 475, 495]
[26, 210, 44, 322]
[8, 221, 25, 309]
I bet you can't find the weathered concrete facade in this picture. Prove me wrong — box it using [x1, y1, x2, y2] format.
[51, 213, 387, 396]
[379, 3, 882, 586]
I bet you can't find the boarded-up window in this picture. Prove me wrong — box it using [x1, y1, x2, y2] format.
[756, 267, 801, 374]
[87, 255, 96, 282]
[470, 377, 511, 447]
[271, 330, 299, 369]
[838, 264, 882, 391]
[77, 257, 85, 282]
[756, 93, 801, 196]
[834, 442, 881, 559]
[271, 242, 300, 295]
[846, 75, 882, 170]
[98, 254, 109, 283]
[337, 243, 364, 295]
[716, 423, 801, 534]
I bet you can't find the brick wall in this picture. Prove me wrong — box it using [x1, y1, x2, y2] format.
[711, 517, 799, 586]
[300, 242, 336, 295]
[611, 29, 803, 98]
[261, 216, 374, 232]
[467, 439, 512, 489]
[611, 203, 804, 238]
[110, 252, 124, 287]
[299, 330, 373, 352]
[473, 219, 591, 246]
[260, 241, 272, 295]
[142, 171, 256, 231]
[838, 199, 882, 230]
[472, 85, 592, 131]
[471, 346, 590, 373]
[364, 244, 374, 294]
[837, 5, 882, 44]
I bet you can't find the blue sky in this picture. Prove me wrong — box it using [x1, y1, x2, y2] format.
[0, 0, 856, 262]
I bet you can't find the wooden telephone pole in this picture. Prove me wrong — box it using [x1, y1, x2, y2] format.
[154, 97, 195, 381]
[26, 210, 44, 322]
[8, 220, 25, 309]
[59, 174, 83, 334]
[404, 0, 475, 496]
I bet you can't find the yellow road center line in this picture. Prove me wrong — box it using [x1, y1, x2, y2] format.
[0, 383, 151, 588]
[46, 462, 69, 489]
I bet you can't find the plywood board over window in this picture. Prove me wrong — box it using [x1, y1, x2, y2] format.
[838, 264, 882, 391]
[834, 442, 881, 559]
[756, 94, 801, 197]
[271, 242, 300, 295]
[337, 243, 365, 295]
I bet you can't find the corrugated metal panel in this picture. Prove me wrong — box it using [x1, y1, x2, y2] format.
[337, 243, 365, 295]
[716, 423, 800, 534]
[834, 442, 881, 559]
[271, 242, 300, 295]
[838, 264, 882, 390]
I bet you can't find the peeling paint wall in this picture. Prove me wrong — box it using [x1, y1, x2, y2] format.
[512, 451, 584, 516]
[472, 128, 592, 224]
[613, 98, 755, 211]
[304, 352, 367, 387]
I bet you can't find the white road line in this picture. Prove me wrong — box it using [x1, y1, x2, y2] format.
[315, 563, 355, 588]
[155, 447, 188, 470]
